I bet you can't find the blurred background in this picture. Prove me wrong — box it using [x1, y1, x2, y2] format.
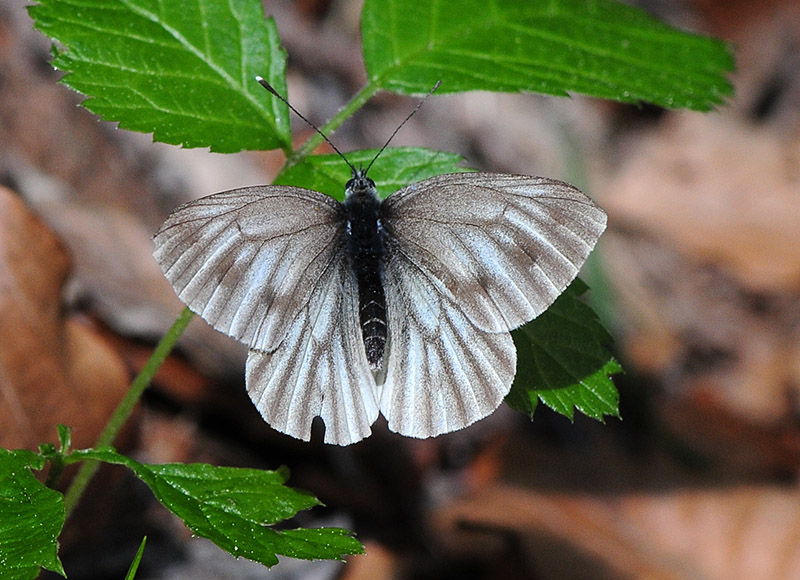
[2, 0, 800, 578]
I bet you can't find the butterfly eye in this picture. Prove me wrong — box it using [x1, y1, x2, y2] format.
[345, 174, 378, 197]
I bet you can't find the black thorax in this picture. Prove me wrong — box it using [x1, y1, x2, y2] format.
[343, 170, 387, 369]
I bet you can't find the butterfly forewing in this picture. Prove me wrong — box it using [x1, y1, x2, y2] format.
[381, 173, 607, 333]
[246, 251, 379, 444]
[153, 187, 345, 352]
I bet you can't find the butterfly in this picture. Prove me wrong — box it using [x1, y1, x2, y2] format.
[153, 165, 606, 445]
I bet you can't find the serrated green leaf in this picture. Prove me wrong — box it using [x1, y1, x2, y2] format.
[28, 0, 290, 152]
[534, 357, 622, 419]
[0, 450, 65, 579]
[275, 147, 470, 200]
[70, 448, 363, 567]
[362, 0, 733, 110]
[507, 280, 621, 421]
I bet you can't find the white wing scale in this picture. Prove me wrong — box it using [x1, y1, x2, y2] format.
[380, 251, 516, 437]
[154, 186, 378, 445]
[381, 173, 607, 333]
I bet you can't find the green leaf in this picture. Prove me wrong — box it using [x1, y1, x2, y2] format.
[535, 357, 622, 419]
[507, 280, 621, 421]
[0, 450, 65, 579]
[362, 0, 733, 111]
[28, 0, 290, 152]
[69, 448, 363, 567]
[275, 147, 470, 200]
[56, 425, 71, 454]
[124, 537, 147, 580]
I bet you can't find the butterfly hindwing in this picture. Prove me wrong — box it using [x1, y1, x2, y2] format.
[380, 246, 516, 438]
[246, 250, 379, 445]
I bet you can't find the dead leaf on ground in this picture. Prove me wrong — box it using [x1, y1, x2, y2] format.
[595, 110, 800, 425]
[599, 113, 800, 295]
[0, 187, 130, 450]
[434, 483, 800, 580]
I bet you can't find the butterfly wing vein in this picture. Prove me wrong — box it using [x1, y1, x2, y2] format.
[382, 173, 607, 332]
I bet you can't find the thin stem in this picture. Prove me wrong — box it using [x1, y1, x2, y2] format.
[63, 307, 195, 518]
[44, 454, 65, 489]
[62, 81, 379, 517]
[287, 83, 381, 168]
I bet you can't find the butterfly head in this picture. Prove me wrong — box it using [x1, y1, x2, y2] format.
[345, 167, 377, 199]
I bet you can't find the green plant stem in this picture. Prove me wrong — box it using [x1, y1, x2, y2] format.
[286, 82, 381, 168]
[62, 307, 195, 518]
[61, 84, 380, 518]
[61, 84, 380, 516]
[124, 536, 148, 580]
[44, 453, 65, 488]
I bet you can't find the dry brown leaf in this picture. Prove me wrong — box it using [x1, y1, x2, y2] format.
[0, 187, 130, 450]
[435, 483, 800, 580]
[601, 228, 800, 423]
[595, 109, 800, 424]
[340, 541, 399, 580]
[599, 113, 800, 294]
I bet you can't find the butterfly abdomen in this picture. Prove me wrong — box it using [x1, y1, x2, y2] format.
[343, 175, 387, 370]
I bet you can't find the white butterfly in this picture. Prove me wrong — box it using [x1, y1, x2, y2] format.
[153, 168, 606, 445]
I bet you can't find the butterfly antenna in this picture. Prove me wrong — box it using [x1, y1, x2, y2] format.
[256, 76, 356, 174]
[364, 80, 441, 175]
